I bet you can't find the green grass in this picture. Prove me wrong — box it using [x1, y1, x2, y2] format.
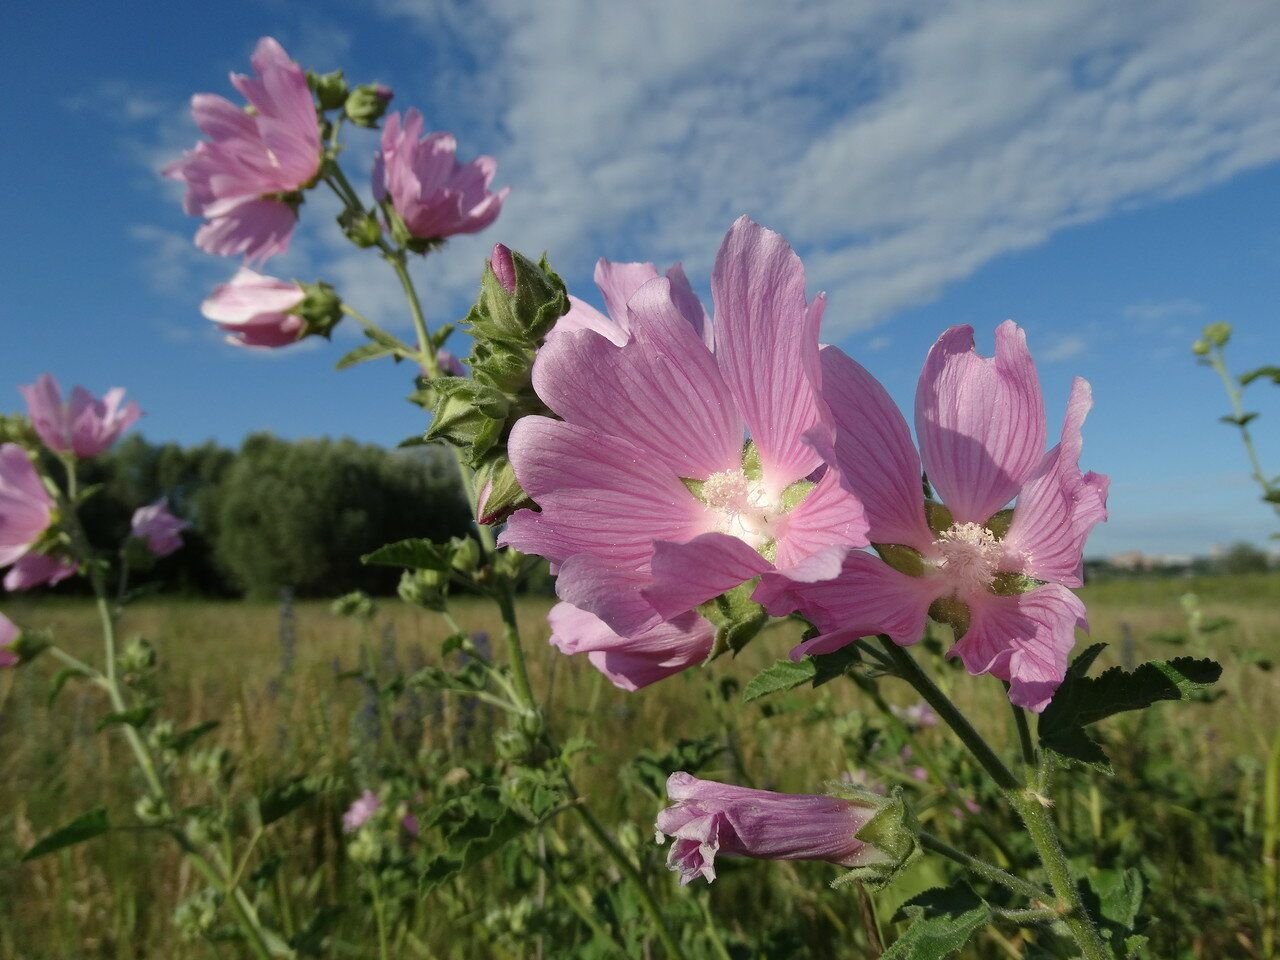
[1, 573, 1277, 958]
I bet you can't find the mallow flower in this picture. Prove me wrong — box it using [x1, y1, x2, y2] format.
[20, 374, 141, 458]
[201, 269, 307, 347]
[372, 109, 508, 242]
[164, 37, 321, 262]
[131, 499, 189, 558]
[655, 772, 888, 885]
[0, 612, 19, 669]
[758, 323, 1108, 712]
[4, 553, 75, 592]
[0, 443, 56, 567]
[342, 790, 381, 833]
[501, 217, 868, 688]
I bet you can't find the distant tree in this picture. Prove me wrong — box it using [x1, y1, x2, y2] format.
[1219, 541, 1271, 575]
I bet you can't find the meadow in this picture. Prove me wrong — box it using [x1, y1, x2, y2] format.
[1, 572, 1276, 958]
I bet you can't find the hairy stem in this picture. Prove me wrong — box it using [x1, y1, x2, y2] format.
[918, 832, 1048, 902]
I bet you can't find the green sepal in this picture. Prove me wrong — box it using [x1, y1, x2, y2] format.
[307, 69, 348, 110]
[875, 543, 926, 577]
[295, 281, 344, 338]
[699, 581, 769, 660]
[466, 251, 568, 348]
[475, 455, 533, 525]
[828, 786, 918, 891]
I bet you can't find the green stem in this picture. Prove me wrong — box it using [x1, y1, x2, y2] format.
[1010, 701, 1036, 767]
[1208, 346, 1279, 509]
[1008, 792, 1110, 960]
[372, 884, 390, 960]
[495, 587, 536, 714]
[876, 637, 1020, 790]
[918, 833, 1048, 902]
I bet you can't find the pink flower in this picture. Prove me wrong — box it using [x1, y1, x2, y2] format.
[758, 323, 1108, 712]
[655, 772, 884, 885]
[342, 790, 381, 832]
[201, 268, 307, 347]
[548, 601, 714, 691]
[0, 444, 55, 567]
[4, 553, 75, 592]
[891, 702, 939, 729]
[372, 110, 508, 241]
[20, 375, 141, 458]
[502, 218, 868, 675]
[163, 37, 321, 263]
[0, 612, 18, 669]
[130, 499, 189, 558]
[436, 349, 466, 377]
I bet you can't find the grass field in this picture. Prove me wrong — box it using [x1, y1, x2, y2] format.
[1, 572, 1277, 958]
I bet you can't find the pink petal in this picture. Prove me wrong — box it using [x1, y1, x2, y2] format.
[948, 584, 1087, 713]
[0, 444, 53, 566]
[194, 200, 296, 263]
[915, 321, 1046, 524]
[0, 613, 17, 669]
[755, 551, 944, 658]
[820, 346, 935, 552]
[1001, 378, 1109, 588]
[711, 216, 825, 493]
[595, 259, 660, 327]
[500, 416, 709, 568]
[19, 374, 71, 454]
[4, 553, 75, 592]
[531, 277, 743, 480]
[665, 263, 712, 348]
[201, 268, 305, 324]
[552, 555, 665, 638]
[548, 601, 713, 691]
[771, 466, 868, 573]
[644, 532, 772, 620]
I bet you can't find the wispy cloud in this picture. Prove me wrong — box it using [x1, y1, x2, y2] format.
[1042, 334, 1088, 363]
[1122, 299, 1205, 322]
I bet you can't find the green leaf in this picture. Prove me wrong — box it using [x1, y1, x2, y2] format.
[361, 538, 454, 571]
[1220, 412, 1259, 427]
[335, 341, 395, 370]
[1039, 645, 1222, 770]
[48, 666, 92, 706]
[22, 807, 110, 862]
[1265, 489, 1280, 505]
[1240, 365, 1280, 386]
[256, 777, 318, 826]
[885, 882, 990, 958]
[420, 787, 538, 891]
[96, 705, 154, 732]
[169, 720, 220, 754]
[742, 645, 864, 703]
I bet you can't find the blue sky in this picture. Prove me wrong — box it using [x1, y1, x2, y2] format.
[2, 0, 1279, 556]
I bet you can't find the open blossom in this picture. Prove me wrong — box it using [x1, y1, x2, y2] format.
[131, 499, 189, 558]
[4, 553, 75, 592]
[342, 790, 381, 832]
[163, 37, 321, 262]
[0, 444, 55, 567]
[201, 268, 307, 347]
[372, 109, 508, 241]
[0, 613, 18, 669]
[20, 374, 141, 458]
[759, 323, 1108, 712]
[655, 773, 885, 884]
[503, 218, 868, 689]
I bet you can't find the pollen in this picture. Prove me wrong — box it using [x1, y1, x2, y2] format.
[934, 522, 1003, 592]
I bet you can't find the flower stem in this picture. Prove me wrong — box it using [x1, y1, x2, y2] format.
[1010, 701, 1036, 767]
[918, 832, 1048, 902]
[1207, 344, 1280, 512]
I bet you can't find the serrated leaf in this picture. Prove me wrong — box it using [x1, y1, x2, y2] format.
[169, 720, 220, 754]
[420, 787, 538, 891]
[361, 538, 454, 571]
[743, 659, 816, 702]
[257, 777, 318, 826]
[48, 666, 93, 706]
[1039, 646, 1222, 770]
[21, 807, 110, 862]
[361, 325, 415, 353]
[335, 341, 395, 370]
[1240, 365, 1280, 386]
[885, 881, 990, 959]
[96, 705, 154, 732]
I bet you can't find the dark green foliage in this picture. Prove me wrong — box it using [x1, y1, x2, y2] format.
[21, 807, 110, 862]
[885, 882, 990, 958]
[743, 646, 865, 702]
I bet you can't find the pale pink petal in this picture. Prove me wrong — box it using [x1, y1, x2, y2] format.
[201, 268, 305, 324]
[552, 556, 665, 638]
[0, 613, 17, 669]
[771, 466, 868, 572]
[915, 321, 1046, 524]
[554, 296, 630, 346]
[948, 584, 1087, 713]
[548, 601, 713, 691]
[820, 346, 935, 552]
[4, 553, 75, 592]
[0, 444, 53, 566]
[531, 277, 742, 479]
[755, 551, 945, 658]
[644, 533, 772, 620]
[665, 263, 712, 348]
[194, 200, 296, 263]
[1001, 378, 1109, 588]
[19, 374, 71, 454]
[595, 259, 660, 326]
[500, 417, 709, 568]
[711, 216, 825, 493]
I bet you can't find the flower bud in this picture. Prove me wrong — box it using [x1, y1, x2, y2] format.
[330, 591, 375, 620]
[295, 281, 344, 338]
[344, 83, 393, 128]
[1191, 338, 1211, 357]
[399, 569, 448, 611]
[467, 249, 569, 347]
[474, 456, 533, 525]
[1201, 321, 1232, 347]
[425, 379, 511, 462]
[450, 537, 483, 574]
[307, 69, 349, 111]
[827, 785, 919, 889]
[118, 635, 157, 677]
[338, 208, 383, 248]
[490, 243, 516, 293]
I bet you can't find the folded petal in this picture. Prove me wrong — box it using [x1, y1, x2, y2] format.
[554, 296, 630, 346]
[194, 199, 296, 263]
[645, 532, 772, 620]
[548, 601, 713, 690]
[595, 258, 660, 326]
[711, 216, 824, 493]
[531, 278, 743, 479]
[915, 321, 1046, 524]
[821, 346, 935, 552]
[948, 584, 1087, 713]
[552, 555, 664, 638]
[1001, 378, 1109, 588]
[3, 553, 75, 592]
[755, 551, 944, 658]
[771, 466, 868, 572]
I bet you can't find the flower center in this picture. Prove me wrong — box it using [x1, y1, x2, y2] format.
[933, 522, 1002, 593]
[699, 468, 783, 551]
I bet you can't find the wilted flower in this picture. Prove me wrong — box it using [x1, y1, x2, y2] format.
[0, 443, 55, 567]
[502, 218, 868, 678]
[758, 323, 1108, 712]
[372, 109, 508, 242]
[201, 269, 307, 347]
[163, 37, 321, 262]
[3, 553, 75, 592]
[655, 772, 887, 885]
[0, 612, 19, 669]
[131, 499, 189, 558]
[548, 601, 714, 691]
[342, 790, 381, 832]
[20, 374, 141, 458]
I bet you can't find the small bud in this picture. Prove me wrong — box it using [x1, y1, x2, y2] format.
[295, 281, 344, 338]
[474, 456, 533, 525]
[436, 349, 466, 377]
[1201, 321, 1232, 347]
[450, 537, 483, 574]
[468, 249, 569, 347]
[1191, 338, 1211, 357]
[330, 591, 375, 620]
[307, 69, 349, 111]
[490, 243, 516, 293]
[425, 380, 511, 460]
[118, 635, 157, 676]
[344, 83, 393, 128]
[399, 569, 448, 611]
[338, 208, 383, 248]
[135, 793, 172, 826]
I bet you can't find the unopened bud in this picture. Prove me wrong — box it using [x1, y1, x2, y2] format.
[474, 456, 532, 525]
[399, 569, 448, 611]
[345, 83, 393, 128]
[308, 70, 349, 111]
[490, 243, 516, 293]
[450, 537, 483, 573]
[296, 281, 344, 338]
[338, 208, 383, 248]
[1201, 321, 1232, 348]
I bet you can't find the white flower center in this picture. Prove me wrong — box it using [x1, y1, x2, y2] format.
[701, 468, 782, 550]
[933, 522, 1002, 592]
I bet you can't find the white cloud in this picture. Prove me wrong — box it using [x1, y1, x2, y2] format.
[1042, 334, 1087, 363]
[370, 0, 1280, 337]
[1122, 299, 1205, 322]
[867, 336, 892, 352]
